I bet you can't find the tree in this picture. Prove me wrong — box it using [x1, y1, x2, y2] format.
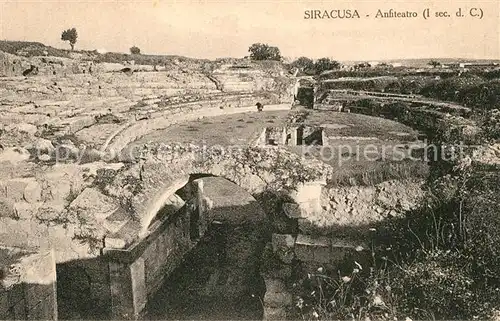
[61, 28, 78, 51]
[130, 46, 141, 55]
[428, 60, 442, 68]
[248, 43, 282, 61]
[314, 58, 341, 75]
[290, 57, 315, 74]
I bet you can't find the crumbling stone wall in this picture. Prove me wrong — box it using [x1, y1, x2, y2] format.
[104, 206, 200, 320]
[0, 248, 57, 320]
[56, 258, 111, 319]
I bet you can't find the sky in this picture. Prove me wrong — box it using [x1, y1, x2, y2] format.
[1, 0, 499, 61]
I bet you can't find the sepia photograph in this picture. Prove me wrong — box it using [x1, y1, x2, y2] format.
[0, 0, 499, 320]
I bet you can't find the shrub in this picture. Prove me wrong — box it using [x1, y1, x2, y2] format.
[314, 58, 341, 75]
[480, 109, 500, 141]
[130, 46, 141, 55]
[458, 79, 500, 111]
[390, 250, 491, 320]
[419, 75, 486, 103]
[290, 57, 315, 75]
[248, 43, 282, 61]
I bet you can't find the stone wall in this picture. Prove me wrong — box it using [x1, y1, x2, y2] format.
[261, 231, 370, 320]
[0, 248, 57, 320]
[56, 258, 111, 319]
[103, 184, 208, 320]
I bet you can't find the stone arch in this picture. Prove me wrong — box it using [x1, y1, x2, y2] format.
[108, 145, 326, 240]
[108, 174, 270, 319]
[135, 163, 269, 237]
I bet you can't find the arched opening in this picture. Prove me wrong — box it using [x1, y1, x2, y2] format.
[144, 175, 269, 320]
[174, 174, 216, 242]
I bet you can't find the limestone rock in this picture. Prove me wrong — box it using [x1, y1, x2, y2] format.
[68, 187, 118, 221]
[272, 233, 295, 264]
[26, 138, 54, 154]
[473, 143, 500, 168]
[263, 306, 288, 320]
[6, 123, 37, 136]
[263, 278, 292, 308]
[13, 202, 42, 220]
[295, 234, 332, 264]
[24, 180, 42, 203]
[39, 154, 51, 161]
[0, 147, 30, 164]
[0, 198, 16, 219]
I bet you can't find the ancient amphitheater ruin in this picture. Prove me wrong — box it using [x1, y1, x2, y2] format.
[0, 49, 498, 320]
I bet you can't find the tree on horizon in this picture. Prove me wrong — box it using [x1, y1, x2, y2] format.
[130, 46, 141, 55]
[428, 60, 442, 68]
[291, 57, 315, 74]
[314, 58, 341, 74]
[248, 43, 282, 61]
[61, 28, 78, 51]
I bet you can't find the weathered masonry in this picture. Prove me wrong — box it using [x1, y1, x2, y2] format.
[255, 125, 325, 146]
[0, 248, 57, 320]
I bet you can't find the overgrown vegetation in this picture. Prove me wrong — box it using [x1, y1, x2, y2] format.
[291, 73, 500, 320]
[290, 56, 341, 75]
[293, 167, 500, 319]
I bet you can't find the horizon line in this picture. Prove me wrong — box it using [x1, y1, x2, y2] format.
[1, 38, 499, 63]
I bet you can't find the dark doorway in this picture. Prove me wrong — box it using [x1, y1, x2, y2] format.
[296, 126, 304, 145]
[190, 206, 200, 241]
[296, 87, 314, 109]
[303, 127, 323, 145]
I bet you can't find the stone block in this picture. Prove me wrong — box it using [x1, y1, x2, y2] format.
[0, 197, 16, 219]
[261, 263, 292, 280]
[69, 187, 118, 221]
[130, 258, 147, 315]
[7, 283, 25, 306]
[4, 179, 29, 202]
[272, 233, 295, 264]
[104, 236, 127, 249]
[26, 300, 42, 320]
[24, 180, 42, 203]
[109, 262, 135, 319]
[12, 298, 27, 320]
[263, 291, 293, 308]
[0, 292, 10, 319]
[272, 233, 295, 250]
[297, 217, 316, 234]
[264, 278, 286, 293]
[24, 284, 52, 310]
[13, 202, 41, 220]
[282, 202, 303, 219]
[330, 247, 349, 263]
[312, 244, 334, 264]
[295, 234, 332, 264]
[299, 261, 336, 275]
[103, 218, 130, 235]
[26, 294, 56, 320]
[91, 282, 111, 304]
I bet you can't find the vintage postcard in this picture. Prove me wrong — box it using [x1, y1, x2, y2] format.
[0, 0, 499, 320]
